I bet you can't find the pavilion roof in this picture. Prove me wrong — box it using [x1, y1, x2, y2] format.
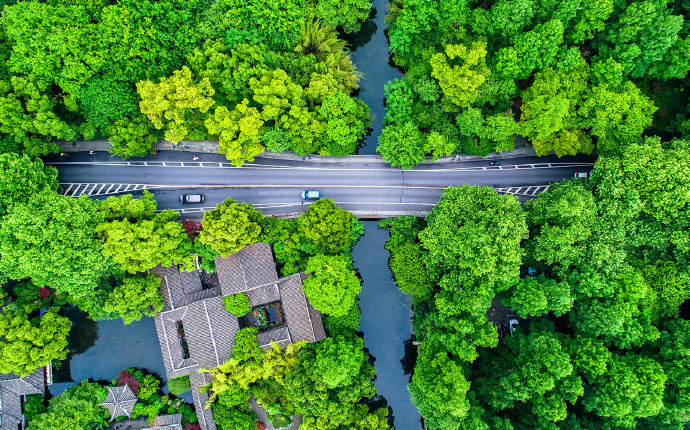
[99, 384, 138, 420]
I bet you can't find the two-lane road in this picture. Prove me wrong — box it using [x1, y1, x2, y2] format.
[47, 152, 595, 217]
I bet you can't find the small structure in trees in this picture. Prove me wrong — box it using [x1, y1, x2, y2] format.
[99, 384, 138, 420]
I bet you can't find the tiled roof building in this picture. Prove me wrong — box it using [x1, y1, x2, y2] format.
[0, 368, 45, 430]
[151, 242, 326, 430]
[143, 414, 184, 430]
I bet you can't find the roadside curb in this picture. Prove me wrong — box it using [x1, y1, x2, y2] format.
[58, 140, 538, 164]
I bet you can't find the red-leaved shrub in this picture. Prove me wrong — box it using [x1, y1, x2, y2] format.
[182, 220, 201, 239]
[116, 370, 139, 394]
[256, 423, 265, 430]
[38, 287, 51, 299]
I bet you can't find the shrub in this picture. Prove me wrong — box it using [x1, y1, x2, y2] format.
[168, 375, 191, 395]
[116, 370, 140, 394]
[323, 299, 361, 337]
[23, 394, 46, 424]
[223, 293, 251, 316]
[137, 374, 160, 401]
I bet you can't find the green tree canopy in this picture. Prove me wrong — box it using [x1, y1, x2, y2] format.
[314, 0, 371, 33]
[377, 121, 426, 169]
[525, 180, 598, 270]
[0, 192, 113, 301]
[223, 293, 251, 316]
[106, 115, 159, 160]
[285, 338, 377, 430]
[96, 211, 191, 274]
[297, 198, 355, 254]
[409, 343, 472, 429]
[198, 198, 263, 257]
[99, 191, 157, 222]
[303, 254, 361, 317]
[205, 99, 265, 166]
[582, 352, 666, 427]
[103, 275, 164, 324]
[419, 185, 528, 286]
[0, 307, 71, 377]
[137, 66, 215, 144]
[0, 153, 57, 216]
[26, 381, 108, 430]
[430, 42, 491, 110]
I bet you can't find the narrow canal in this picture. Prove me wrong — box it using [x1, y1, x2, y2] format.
[353, 221, 423, 429]
[348, 0, 403, 154]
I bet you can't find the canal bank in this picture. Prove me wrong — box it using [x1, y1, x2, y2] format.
[353, 221, 423, 429]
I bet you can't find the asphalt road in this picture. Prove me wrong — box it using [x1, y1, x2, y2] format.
[46, 151, 596, 217]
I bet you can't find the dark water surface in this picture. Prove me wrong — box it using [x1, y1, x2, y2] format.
[50, 312, 168, 396]
[347, 0, 403, 154]
[353, 222, 423, 429]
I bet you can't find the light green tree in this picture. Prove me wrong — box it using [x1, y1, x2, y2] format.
[205, 99, 265, 166]
[0, 192, 113, 301]
[303, 254, 361, 317]
[419, 185, 528, 285]
[198, 198, 263, 257]
[137, 66, 215, 143]
[0, 153, 57, 216]
[430, 42, 490, 110]
[317, 92, 369, 156]
[103, 275, 164, 324]
[106, 115, 158, 160]
[297, 199, 355, 254]
[96, 211, 191, 274]
[0, 307, 71, 377]
[410, 343, 472, 429]
[26, 381, 108, 430]
[314, 0, 371, 33]
[377, 122, 426, 169]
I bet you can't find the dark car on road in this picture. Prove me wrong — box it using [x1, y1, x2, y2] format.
[179, 194, 205, 204]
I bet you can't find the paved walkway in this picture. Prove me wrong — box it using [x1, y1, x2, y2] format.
[57, 138, 540, 165]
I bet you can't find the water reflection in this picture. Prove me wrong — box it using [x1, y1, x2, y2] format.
[400, 336, 418, 382]
[350, 0, 404, 155]
[353, 221, 422, 430]
[340, 9, 377, 51]
[50, 312, 168, 396]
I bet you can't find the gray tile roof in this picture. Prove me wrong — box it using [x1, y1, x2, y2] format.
[246, 283, 280, 306]
[0, 368, 45, 430]
[190, 372, 216, 430]
[249, 394, 302, 430]
[151, 266, 220, 311]
[154, 297, 239, 379]
[256, 327, 291, 349]
[215, 243, 278, 296]
[277, 274, 326, 344]
[143, 414, 183, 430]
[99, 384, 138, 420]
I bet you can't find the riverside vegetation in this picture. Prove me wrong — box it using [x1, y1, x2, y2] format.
[381, 135, 690, 429]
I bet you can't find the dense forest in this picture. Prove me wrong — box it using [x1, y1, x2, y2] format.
[379, 0, 690, 167]
[382, 134, 690, 429]
[0, 0, 371, 164]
